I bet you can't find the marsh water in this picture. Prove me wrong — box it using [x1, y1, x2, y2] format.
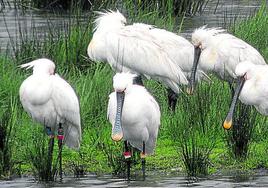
[1, 170, 268, 187]
[1, 0, 268, 187]
[0, 0, 264, 50]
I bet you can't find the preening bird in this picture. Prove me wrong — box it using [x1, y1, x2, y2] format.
[224, 61, 268, 129]
[107, 72, 161, 180]
[19, 58, 81, 179]
[188, 26, 266, 95]
[88, 10, 204, 111]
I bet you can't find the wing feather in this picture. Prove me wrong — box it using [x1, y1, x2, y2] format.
[104, 25, 188, 92]
[51, 74, 81, 149]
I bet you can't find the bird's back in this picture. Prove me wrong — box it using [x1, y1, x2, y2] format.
[214, 33, 266, 79]
[90, 19, 188, 93]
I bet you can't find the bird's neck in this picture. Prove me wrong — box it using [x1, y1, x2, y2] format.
[32, 71, 51, 77]
[95, 23, 123, 35]
[125, 85, 145, 95]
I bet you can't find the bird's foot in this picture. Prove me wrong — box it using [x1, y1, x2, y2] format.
[140, 152, 146, 159]
[123, 151, 131, 159]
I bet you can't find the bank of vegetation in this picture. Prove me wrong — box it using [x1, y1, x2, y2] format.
[0, 0, 267, 180]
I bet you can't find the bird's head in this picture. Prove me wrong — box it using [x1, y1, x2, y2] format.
[94, 10, 126, 32]
[192, 26, 225, 50]
[235, 61, 255, 80]
[113, 72, 136, 92]
[19, 58, 56, 75]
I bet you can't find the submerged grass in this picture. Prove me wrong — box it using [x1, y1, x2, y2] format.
[0, 0, 267, 180]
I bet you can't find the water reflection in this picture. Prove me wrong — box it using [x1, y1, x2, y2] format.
[0, 0, 263, 50]
[1, 171, 268, 187]
[0, 0, 267, 187]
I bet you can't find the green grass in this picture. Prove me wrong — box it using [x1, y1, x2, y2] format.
[0, 0, 267, 180]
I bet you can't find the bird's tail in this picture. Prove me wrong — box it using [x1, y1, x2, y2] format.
[63, 122, 81, 150]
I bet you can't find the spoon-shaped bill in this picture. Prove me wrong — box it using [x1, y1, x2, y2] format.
[112, 91, 125, 141]
[223, 76, 246, 130]
[187, 46, 202, 95]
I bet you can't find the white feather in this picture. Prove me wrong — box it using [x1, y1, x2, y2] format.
[192, 25, 266, 81]
[19, 58, 81, 149]
[88, 10, 197, 94]
[107, 73, 160, 155]
[235, 62, 268, 115]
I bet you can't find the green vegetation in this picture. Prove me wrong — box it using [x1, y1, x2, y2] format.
[14, 0, 208, 17]
[0, 0, 267, 181]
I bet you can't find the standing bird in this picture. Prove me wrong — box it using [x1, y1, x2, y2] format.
[187, 26, 266, 96]
[224, 61, 268, 129]
[107, 72, 161, 180]
[88, 10, 204, 111]
[19, 58, 81, 180]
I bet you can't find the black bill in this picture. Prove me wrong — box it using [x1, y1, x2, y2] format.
[223, 76, 246, 130]
[187, 46, 202, 95]
[112, 91, 125, 141]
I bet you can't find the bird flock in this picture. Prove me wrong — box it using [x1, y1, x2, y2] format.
[19, 10, 266, 180]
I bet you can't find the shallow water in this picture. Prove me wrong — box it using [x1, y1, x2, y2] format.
[2, 171, 268, 187]
[0, 0, 267, 187]
[0, 0, 264, 50]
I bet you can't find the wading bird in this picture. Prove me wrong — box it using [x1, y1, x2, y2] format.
[188, 26, 266, 97]
[187, 26, 266, 129]
[88, 10, 205, 111]
[224, 61, 268, 129]
[107, 72, 161, 180]
[19, 58, 81, 180]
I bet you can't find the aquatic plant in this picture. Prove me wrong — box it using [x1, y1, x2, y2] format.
[225, 103, 259, 160]
[0, 0, 267, 180]
[166, 81, 227, 177]
[232, 2, 268, 58]
[0, 56, 22, 178]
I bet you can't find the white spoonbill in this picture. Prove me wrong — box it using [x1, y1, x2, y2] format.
[188, 26, 266, 95]
[19, 58, 81, 180]
[107, 72, 161, 180]
[88, 10, 201, 111]
[224, 61, 268, 129]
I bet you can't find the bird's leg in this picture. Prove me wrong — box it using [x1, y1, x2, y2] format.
[228, 81, 235, 98]
[124, 140, 131, 180]
[140, 141, 146, 180]
[167, 88, 178, 112]
[46, 127, 54, 181]
[133, 75, 143, 86]
[57, 123, 64, 181]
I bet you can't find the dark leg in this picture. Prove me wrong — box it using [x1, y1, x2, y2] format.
[133, 75, 143, 86]
[47, 132, 54, 181]
[167, 88, 178, 112]
[228, 81, 235, 98]
[57, 123, 64, 181]
[141, 141, 146, 181]
[124, 140, 131, 180]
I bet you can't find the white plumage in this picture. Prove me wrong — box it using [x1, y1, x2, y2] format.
[107, 72, 160, 155]
[19, 58, 81, 149]
[88, 10, 196, 94]
[191, 26, 266, 82]
[235, 61, 268, 115]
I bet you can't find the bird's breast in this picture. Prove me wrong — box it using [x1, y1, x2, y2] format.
[20, 77, 53, 106]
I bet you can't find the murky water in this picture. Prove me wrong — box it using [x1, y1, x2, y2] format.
[0, 0, 267, 186]
[1, 170, 268, 187]
[0, 0, 265, 50]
